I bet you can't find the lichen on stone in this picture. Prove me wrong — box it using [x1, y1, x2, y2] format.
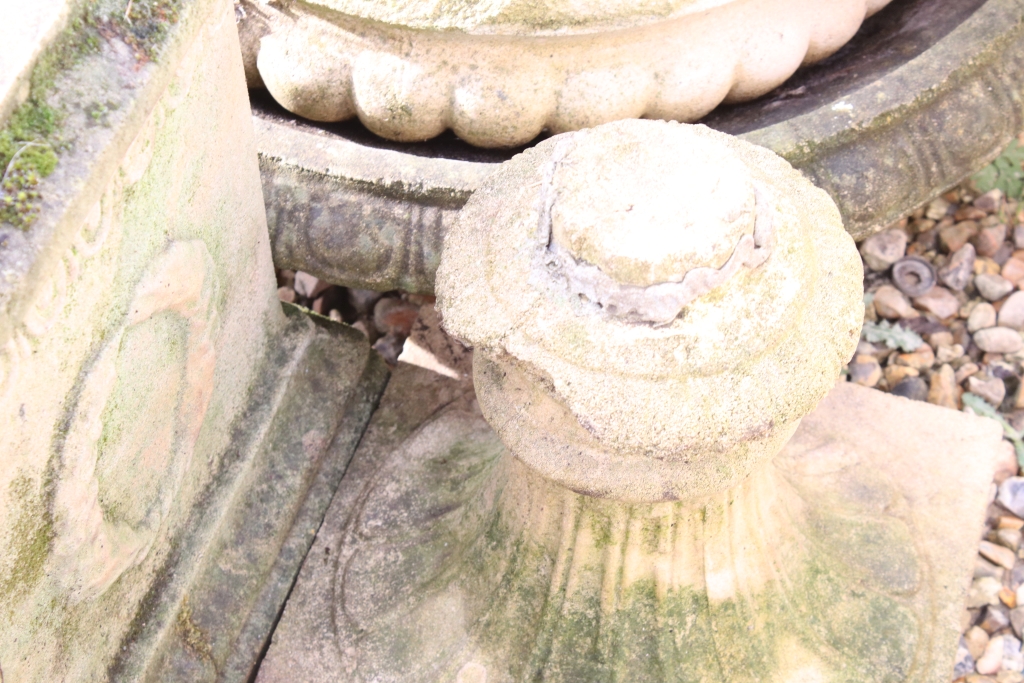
[0, 0, 182, 229]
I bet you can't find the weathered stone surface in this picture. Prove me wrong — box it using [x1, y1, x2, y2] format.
[240, 0, 891, 146]
[253, 0, 1024, 291]
[438, 120, 862, 500]
[0, 3, 388, 681]
[257, 376, 1004, 683]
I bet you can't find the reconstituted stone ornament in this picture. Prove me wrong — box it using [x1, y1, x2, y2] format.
[238, 0, 891, 146]
[440, 120, 860, 501]
[257, 119, 1007, 682]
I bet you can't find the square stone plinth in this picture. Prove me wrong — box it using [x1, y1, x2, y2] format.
[257, 313, 1003, 683]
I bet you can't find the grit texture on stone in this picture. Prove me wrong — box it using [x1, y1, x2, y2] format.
[0, 1, 387, 680]
[438, 119, 863, 501]
[238, 0, 891, 146]
[257, 317, 1004, 683]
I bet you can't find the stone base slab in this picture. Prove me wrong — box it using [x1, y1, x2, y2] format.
[257, 319, 1005, 682]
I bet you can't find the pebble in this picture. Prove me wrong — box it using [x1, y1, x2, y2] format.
[873, 285, 919, 319]
[937, 344, 966, 364]
[976, 328, 1024, 354]
[943, 221, 981, 253]
[982, 540, 1019, 570]
[1015, 225, 1024, 250]
[1004, 258, 1024, 286]
[860, 229, 908, 271]
[891, 376, 929, 402]
[885, 365, 919, 386]
[972, 303, 1001, 332]
[997, 442, 1021, 483]
[957, 362, 982, 384]
[929, 363, 959, 408]
[928, 196, 953, 220]
[999, 528, 1023, 551]
[972, 626, 996, 659]
[373, 298, 420, 337]
[978, 635, 1011, 675]
[982, 604, 1013, 632]
[999, 672, 1024, 683]
[980, 258, 1005, 276]
[1013, 608, 1024, 639]
[1001, 293, 1024, 330]
[971, 577, 1006, 608]
[1000, 515, 1024, 530]
[999, 479, 1024, 519]
[970, 376, 1008, 407]
[895, 343, 935, 370]
[915, 285, 962, 319]
[848, 355, 882, 387]
[978, 274, 1017, 302]
[977, 225, 1010, 258]
[293, 271, 325, 299]
[942, 243, 979, 290]
[978, 556, 1006, 580]
[958, 639, 979, 679]
[930, 330, 956, 347]
[277, 286, 296, 304]
[977, 189, 1005, 214]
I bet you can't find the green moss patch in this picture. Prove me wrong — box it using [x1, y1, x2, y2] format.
[0, 0, 182, 229]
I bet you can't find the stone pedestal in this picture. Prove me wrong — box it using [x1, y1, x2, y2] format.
[0, 1, 386, 680]
[258, 316, 1005, 683]
[256, 119, 1006, 682]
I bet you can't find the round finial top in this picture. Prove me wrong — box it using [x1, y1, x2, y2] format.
[437, 119, 862, 502]
[549, 124, 755, 287]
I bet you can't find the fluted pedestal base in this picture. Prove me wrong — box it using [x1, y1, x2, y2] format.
[258, 358, 1006, 683]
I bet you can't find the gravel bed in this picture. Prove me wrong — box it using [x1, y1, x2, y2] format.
[848, 182, 1024, 683]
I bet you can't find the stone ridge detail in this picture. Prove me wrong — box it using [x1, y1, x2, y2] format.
[239, 0, 894, 147]
[438, 120, 864, 501]
[541, 186, 775, 325]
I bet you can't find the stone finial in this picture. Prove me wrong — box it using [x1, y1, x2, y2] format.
[437, 119, 863, 501]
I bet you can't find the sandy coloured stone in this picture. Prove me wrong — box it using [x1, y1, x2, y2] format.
[1000, 292, 1024, 330]
[971, 302, 1000, 332]
[438, 119, 863, 501]
[927, 363, 958, 409]
[0, 2, 388, 680]
[975, 327, 1024, 354]
[874, 285, 919, 319]
[240, 0, 892, 146]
